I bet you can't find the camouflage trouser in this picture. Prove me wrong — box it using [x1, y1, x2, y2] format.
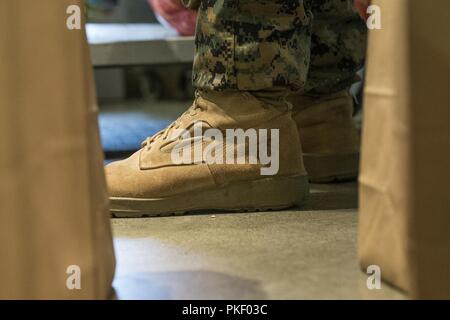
[193, 0, 367, 95]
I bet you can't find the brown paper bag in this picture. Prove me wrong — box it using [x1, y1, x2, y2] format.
[358, 0, 450, 299]
[0, 0, 115, 299]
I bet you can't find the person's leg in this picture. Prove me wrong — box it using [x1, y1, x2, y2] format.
[306, 0, 367, 95]
[290, 0, 367, 182]
[193, 0, 312, 95]
[105, 0, 313, 217]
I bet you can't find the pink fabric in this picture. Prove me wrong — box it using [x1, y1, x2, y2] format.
[354, 0, 370, 20]
[148, 0, 197, 36]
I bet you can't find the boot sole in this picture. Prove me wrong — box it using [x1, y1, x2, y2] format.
[110, 174, 309, 218]
[304, 152, 359, 183]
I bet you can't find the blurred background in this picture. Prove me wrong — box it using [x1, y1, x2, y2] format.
[86, 0, 196, 163]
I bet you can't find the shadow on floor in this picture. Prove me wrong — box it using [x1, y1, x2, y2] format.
[114, 270, 267, 300]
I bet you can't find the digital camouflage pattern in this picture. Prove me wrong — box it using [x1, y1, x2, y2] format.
[306, 0, 367, 94]
[193, 0, 367, 95]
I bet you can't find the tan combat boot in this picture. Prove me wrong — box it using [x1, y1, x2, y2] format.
[289, 90, 360, 183]
[105, 91, 309, 217]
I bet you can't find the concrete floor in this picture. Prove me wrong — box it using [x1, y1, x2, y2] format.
[111, 182, 406, 300]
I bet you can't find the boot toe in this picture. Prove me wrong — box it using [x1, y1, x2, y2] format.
[105, 155, 142, 198]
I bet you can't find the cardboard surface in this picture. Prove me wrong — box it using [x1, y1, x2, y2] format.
[358, 0, 450, 299]
[0, 0, 115, 299]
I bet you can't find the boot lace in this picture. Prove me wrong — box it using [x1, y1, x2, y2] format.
[141, 93, 207, 151]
